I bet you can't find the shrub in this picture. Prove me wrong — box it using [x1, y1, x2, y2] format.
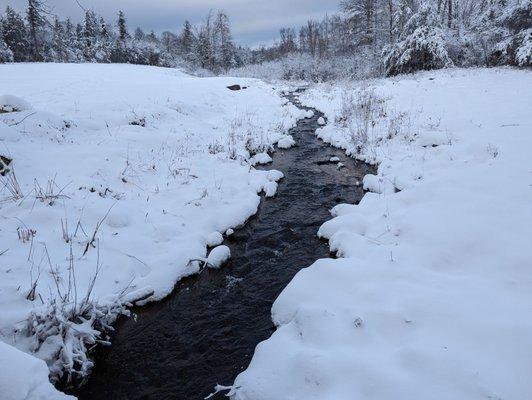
[385, 26, 453, 76]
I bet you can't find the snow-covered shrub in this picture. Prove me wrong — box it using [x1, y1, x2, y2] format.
[129, 41, 162, 66]
[26, 297, 128, 384]
[229, 53, 379, 82]
[491, 28, 532, 67]
[490, 0, 532, 67]
[336, 88, 387, 154]
[384, 3, 453, 76]
[504, 0, 532, 34]
[385, 26, 453, 76]
[0, 38, 13, 63]
[515, 29, 532, 66]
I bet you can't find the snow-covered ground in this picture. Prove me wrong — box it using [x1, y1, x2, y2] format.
[0, 63, 303, 399]
[233, 68, 532, 400]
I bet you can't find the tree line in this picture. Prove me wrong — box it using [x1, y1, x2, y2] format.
[0, 0, 243, 73]
[248, 0, 531, 78]
[0, 0, 530, 78]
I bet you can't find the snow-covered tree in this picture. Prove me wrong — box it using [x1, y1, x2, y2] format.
[0, 20, 14, 63]
[384, 3, 453, 76]
[50, 17, 69, 62]
[134, 27, 145, 41]
[117, 10, 128, 41]
[487, 0, 532, 66]
[214, 11, 236, 71]
[26, 0, 48, 61]
[3, 6, 29, 62]
[179, 20, 196, 63]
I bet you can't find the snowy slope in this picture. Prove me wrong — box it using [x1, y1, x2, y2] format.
[0, 63, 302, 398]
[232, 68, 532, 400]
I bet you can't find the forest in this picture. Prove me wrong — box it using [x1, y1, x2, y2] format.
[1, 0, 531, 80]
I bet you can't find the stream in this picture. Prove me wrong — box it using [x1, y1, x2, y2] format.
[71, 90, 374, 399]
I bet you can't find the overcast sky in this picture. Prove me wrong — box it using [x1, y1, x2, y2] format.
[0, 0, 340, 45]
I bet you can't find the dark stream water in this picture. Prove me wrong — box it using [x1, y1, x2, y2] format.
[71, 91, 374, 400]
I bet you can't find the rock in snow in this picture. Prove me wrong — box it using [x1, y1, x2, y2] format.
[206, 232, 224, 247]
[277, 135, 296, 149]
[207, 245, 231, 268]
[263, 181, 278, 198]
[250, 152, 273, 166]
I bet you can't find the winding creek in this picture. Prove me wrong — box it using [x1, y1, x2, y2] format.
[70, 90, 374, 399]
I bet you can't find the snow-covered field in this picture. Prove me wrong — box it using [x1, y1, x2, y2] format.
[233, 68, 532, 400]
[0, 63, 303, 399]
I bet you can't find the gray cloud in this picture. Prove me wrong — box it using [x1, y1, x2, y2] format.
[0, 0, 340, 45]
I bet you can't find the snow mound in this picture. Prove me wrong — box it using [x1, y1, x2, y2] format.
[263, 181, 278, 198]
[362, 174, 395, 194]
[0, 341, 73, 400]
[207, 245, 231, 269]
[317, 117, 326, 125]
[206, 232, 224, 247]
[250, 152, 272, 166]
[277, 135, 296, 149]
[267, 170, 284, 182]
[416, 132, 451, 147]
[0, 95, 32, 113]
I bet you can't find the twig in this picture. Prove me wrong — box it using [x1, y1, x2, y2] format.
[82, 203, 116, 256]
[7, 112, 37, 127]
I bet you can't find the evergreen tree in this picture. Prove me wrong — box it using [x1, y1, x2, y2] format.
[134, 27, 145, 41]
[0, 19, 14, 63]
[3, 6, 29, 62]
[214, 11, 236, 71]
[51, 17, 68, 62]
[117, 11, 128, 41]
[179, 20, 196, 63]
[83, 10, 99, 61]
[26, 0, 48, 61]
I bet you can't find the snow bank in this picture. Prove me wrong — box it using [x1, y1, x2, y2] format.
[0, 94, 32, 113]
[277, 135, 296, 149]
[250, 152, 273, 166]
[0, 341, 73, 400]
[0, 63, 301, 394]
[233, 68, 532, 400]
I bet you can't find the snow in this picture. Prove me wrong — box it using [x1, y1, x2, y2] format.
[206, 232, 224, 247]
[317, 117, 326, 125]
[0, 95, 32, 113]
[232, 68, 532, 400]
[0, 63, 301, 395]
[0, 341, 73, 400]
[263, 181, 278, 198]
[277, 135, 296, 149]
[266, 170, 284, 182]
[250, 152, 273, 166]
[207, 245, 231, 269]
